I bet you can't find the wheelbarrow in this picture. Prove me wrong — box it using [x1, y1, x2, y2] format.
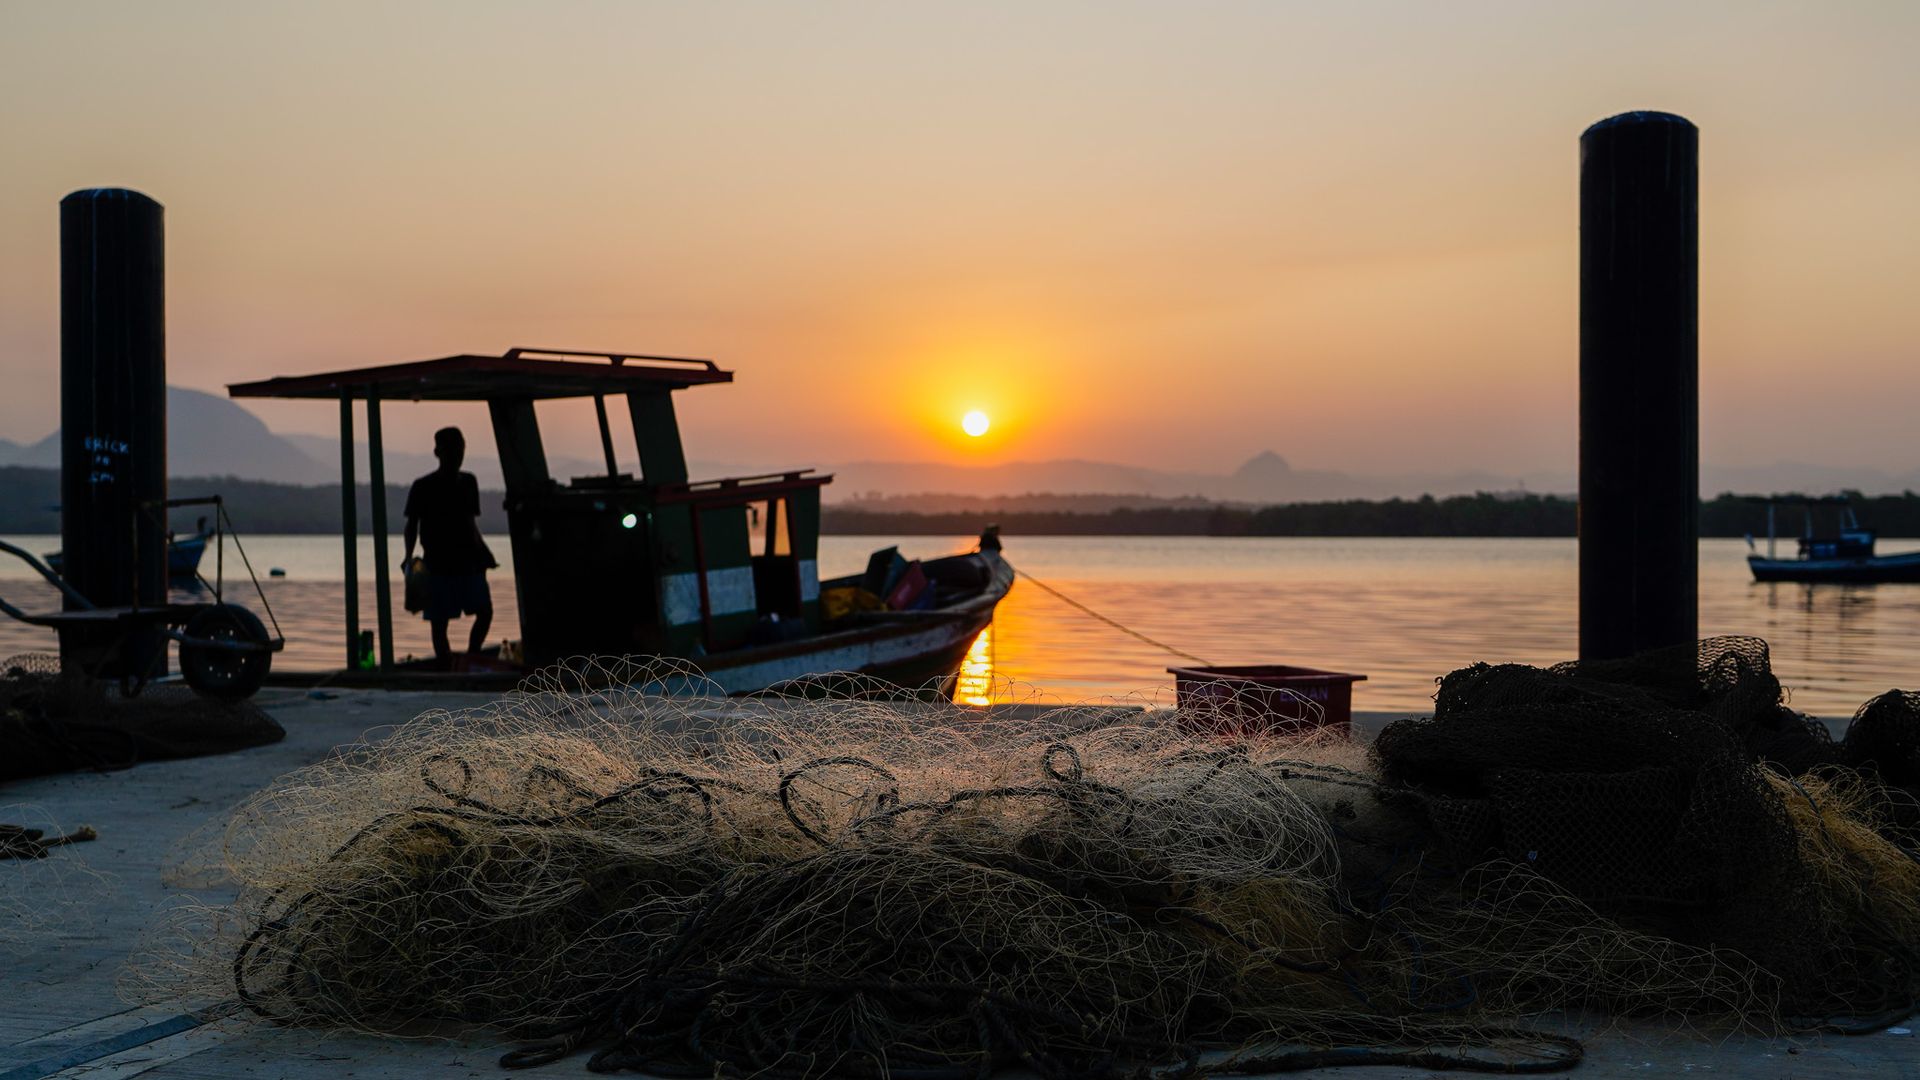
[0, 497, 283, 699]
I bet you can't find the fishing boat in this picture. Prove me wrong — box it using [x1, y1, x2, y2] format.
[228, 348, 1013, 695]
[1746, 496, 1920, 583]
[44, 526, 209, 582]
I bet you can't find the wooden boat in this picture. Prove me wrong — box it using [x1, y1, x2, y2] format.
[1746, 497, 1920, 583]
[228, 348, 1013, 696]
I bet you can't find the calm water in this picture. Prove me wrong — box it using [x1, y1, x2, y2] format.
[1, 534, 1914, 717]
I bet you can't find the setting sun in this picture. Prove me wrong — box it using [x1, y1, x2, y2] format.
[961, 410, 990, 438]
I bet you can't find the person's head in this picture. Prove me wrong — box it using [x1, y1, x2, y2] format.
[433, 426, 466, 471]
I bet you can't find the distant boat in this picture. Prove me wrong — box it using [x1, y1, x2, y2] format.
[45, 528, 209, 583]
[1746, 497, 1920, 583]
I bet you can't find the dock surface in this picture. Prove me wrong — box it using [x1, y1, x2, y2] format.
[2, 693, 1911, 1078]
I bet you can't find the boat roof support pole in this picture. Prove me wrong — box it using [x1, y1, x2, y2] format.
[340, 392, 360, 669]
[627, 391, 688, 485]
[593, 395, 619, 476]
[688, 505, 713, 650]
[1767, 502, 1776, 560]
[488, 398, 550, 495]
[367, 392, 396, 672]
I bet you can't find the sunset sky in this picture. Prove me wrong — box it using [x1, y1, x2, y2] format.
[1, 2, 1915, 476]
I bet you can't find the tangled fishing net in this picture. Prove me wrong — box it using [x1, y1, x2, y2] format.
[1377, 636, 1920, 1029]
[2, 802, 106, 958]
[0, 652, 284, 783]
[137, 642, 1920, 1076]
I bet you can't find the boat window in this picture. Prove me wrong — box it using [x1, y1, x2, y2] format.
[535, 399, 630, 481]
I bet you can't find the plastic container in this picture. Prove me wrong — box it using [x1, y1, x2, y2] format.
[1166, 665, 1368, 736]
[885, 561, 930, 610]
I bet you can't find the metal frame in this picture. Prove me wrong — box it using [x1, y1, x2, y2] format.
[0, 509, 284, 695]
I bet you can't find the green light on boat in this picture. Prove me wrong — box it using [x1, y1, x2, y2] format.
[621, 513, 638, 529]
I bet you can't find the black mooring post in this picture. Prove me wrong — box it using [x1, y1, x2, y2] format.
[1579, 112, 1699, 660]
[60, 188, 168, 678]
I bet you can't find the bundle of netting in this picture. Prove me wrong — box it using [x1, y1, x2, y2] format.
[1846, 689, 1920, 790]
[0, 652, 284, 782]
[1374, 636, 1920, 1030]
[142, 660, 1751, 1075]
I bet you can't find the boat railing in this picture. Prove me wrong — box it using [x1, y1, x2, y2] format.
[502, 346, 722, 373]
[656, 470, 831, 506]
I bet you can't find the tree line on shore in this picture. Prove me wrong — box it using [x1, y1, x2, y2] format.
[0, 468, 512, 535]
[828, 493, 1920, 538]
[2, 466, 1916, 538]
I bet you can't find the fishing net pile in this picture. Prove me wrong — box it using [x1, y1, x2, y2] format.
[1375, 636, 1920, 1031]
[1, 801, 106, 959]
[138, 643, 1920, 1077]
[0, 652, 284, 783]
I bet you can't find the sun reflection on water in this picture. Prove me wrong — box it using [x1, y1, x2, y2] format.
[956, 626, 994, 707]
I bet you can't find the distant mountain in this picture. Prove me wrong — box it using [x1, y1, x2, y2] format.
[282, 433, 651, 490]
[13, 387, 333, 484]
[284, 433, 497, 489]
[821, 452, 1571, 506]
[823, 454, 1920, 509]
[2, 390, 1912, 503]
[824, 458, 1211, 501]
[836, 492, 1228, 514]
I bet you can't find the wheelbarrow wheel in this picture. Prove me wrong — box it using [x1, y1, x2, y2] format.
[179, 604, 272, 700]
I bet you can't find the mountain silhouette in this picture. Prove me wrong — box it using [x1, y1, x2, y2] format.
[0, 386, 331, 483]
[0, 397, 1909, 504]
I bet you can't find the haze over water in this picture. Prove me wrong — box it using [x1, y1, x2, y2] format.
[0, 534, 1908, 718]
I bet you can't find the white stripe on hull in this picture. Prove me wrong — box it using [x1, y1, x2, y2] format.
[661, 567, 757, 625]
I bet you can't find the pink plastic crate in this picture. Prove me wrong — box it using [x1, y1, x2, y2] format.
[1167, 664, 1368, 736]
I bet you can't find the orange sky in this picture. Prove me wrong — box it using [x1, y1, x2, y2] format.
[1, 2, 1916, 474]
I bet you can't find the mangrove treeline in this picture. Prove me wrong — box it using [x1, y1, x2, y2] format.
[832, 492, 1920, 537]
[2, 465, 1915, 538]
[0, 467, 510, 535]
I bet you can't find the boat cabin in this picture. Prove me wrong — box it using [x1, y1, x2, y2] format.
[230, 348, 830, 670]
[1801, 529, 1876, 560]
[1747, 495, 1876, 562]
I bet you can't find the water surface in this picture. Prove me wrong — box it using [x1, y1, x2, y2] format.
[1, 534, 1912, 717]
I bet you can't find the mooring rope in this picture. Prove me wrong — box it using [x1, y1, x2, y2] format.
[1012, 568, 1213, 667]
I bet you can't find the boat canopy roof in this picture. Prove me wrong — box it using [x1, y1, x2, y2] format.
[1739, 494, 1856, 506]
[228, 348, 733, 402]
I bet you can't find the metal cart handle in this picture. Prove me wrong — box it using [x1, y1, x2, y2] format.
[0, 539, 97, 611]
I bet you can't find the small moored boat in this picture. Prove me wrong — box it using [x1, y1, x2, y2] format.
[45, 526, 210, 583]
[1746, 496, 1920, 584]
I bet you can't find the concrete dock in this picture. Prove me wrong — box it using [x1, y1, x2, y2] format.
[1, 690, 1911, 1078]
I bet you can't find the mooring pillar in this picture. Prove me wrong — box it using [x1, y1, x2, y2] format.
[60, 188, 168, 678]
[1579, 112, 1699, 660]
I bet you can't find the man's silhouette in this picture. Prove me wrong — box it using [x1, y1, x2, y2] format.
[403, 427, 496, 668]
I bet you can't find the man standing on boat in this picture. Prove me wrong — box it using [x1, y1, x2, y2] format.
[402, 427, 497, 669]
